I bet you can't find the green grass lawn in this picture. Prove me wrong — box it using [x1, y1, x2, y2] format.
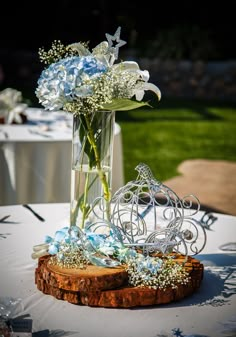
[115, 97, 236, 183]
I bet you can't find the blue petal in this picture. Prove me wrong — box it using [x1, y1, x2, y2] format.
[48, 244, 59, 255]
[44, 235, 53, 243]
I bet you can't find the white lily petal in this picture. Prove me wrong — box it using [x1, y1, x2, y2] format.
[94, 55, 110, 67]
[113, 61, 140, 71]
[143, 82, 162, 101]
[134, 89, 145, 101]
[139, 70, 150, 82]
[92, 41, 109, 55]
[114, 62, 150, 82]
[67, 43, 91, 56]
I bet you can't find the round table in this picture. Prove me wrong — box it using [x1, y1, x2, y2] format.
[0, 108, 124, 205]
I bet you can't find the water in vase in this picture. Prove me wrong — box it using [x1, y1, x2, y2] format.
[70, 164, 111, 228]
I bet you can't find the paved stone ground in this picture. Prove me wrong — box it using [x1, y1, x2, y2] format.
[163, 159, 236, 216]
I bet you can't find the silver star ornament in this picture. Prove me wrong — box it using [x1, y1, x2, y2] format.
[105, 26, 127, 63]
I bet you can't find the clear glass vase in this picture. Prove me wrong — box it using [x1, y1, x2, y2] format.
[70, 110, 115, 228]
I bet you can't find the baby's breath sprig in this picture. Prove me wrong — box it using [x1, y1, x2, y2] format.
[38, 40, 90, 66]
[125, 255, 190, 290]
[39, 40, 67, 65]
[64, 73, 113, 114]
[49, 242, 89, 269]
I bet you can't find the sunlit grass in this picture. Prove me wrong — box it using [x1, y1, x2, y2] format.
[115, 98, 236, 183]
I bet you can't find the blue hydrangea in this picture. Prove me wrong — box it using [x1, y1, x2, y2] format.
[36, 56, 108, 111]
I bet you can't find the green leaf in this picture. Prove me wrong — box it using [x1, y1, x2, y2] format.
[102, 98, 152, 111]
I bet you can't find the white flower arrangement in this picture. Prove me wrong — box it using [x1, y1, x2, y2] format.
[32, 29, 205, 301]
[0, 88, 28, 124]
[35, 27, 161, 114]
[35, 27, 162, 230]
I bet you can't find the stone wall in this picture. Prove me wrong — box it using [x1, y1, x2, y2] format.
[138, 58, 236, 102]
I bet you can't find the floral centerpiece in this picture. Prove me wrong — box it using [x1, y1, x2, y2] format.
[0, 88, 28, 124]
[36, 27, 161, 113]
[35, 27, 161, 229]
[33, 163, 205, 307]
[33, 28, 205, 308]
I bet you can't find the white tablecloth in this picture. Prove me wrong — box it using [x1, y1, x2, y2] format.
[0, 108, 124, 205]
[0, 204, 235, 337]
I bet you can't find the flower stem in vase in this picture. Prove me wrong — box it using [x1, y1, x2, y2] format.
[70, 111, 114, 229]
[84, 113, 111, 221]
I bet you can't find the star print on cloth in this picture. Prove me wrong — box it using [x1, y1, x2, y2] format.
[105, 26, 126, 62]
[171, 328, 184, 337]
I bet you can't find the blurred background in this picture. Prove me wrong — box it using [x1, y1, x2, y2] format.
[1, 0, 236, 214]
[0, 0, 235, 102]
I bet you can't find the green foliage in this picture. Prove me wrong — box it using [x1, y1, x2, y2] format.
[116, 98, 236, 183]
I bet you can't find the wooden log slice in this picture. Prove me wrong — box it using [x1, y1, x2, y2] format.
[35, 254, 204, 308]
[35, 255, 128, 292]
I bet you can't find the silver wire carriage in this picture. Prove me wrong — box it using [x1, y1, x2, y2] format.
[88, 163, 207, 260]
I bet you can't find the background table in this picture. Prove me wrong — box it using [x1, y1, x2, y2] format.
[0, 203, 235, 337]
[0, 108, 124, 205]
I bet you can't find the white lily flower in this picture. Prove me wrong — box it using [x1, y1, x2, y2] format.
[114, 61, 148, 79]
[135, 82, 162, 102]
[112, 61, 161, 101]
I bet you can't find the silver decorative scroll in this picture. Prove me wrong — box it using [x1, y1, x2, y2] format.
[110, 163, 207, 256]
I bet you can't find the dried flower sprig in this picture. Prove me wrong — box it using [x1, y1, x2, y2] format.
[125, 255, 190, 290]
